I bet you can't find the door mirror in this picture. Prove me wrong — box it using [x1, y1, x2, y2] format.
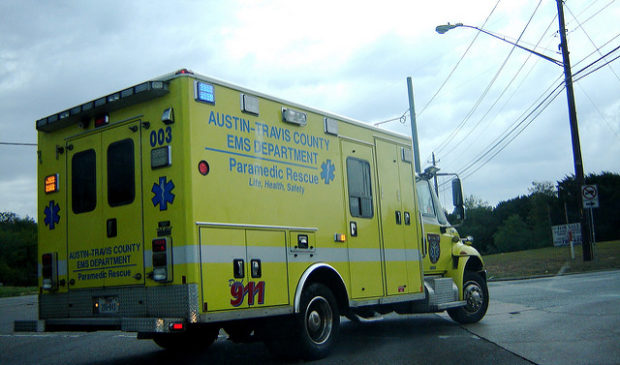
[451, 178, 465, 223]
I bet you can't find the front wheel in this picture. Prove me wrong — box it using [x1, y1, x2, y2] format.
[448, 271, 489, 324]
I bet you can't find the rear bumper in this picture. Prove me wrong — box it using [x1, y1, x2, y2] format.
[15, 317, 186, 333]
[37, 284, 199, 332]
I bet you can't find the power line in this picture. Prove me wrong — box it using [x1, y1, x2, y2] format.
[438, 2, 549, 162]
[575, 0, 616, 29]
[434, 0, 544, 157]
[0, 142, 37, 146]
[565, 3, 620, 83]
[417, 0, 502, 122]
[443, 44, 620, 183]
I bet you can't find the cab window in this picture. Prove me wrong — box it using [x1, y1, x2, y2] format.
[346, 157, 373, 218]
[107, 139, 135, 206]
[416, 180, 436, 218]
[72, 149, 97, 214]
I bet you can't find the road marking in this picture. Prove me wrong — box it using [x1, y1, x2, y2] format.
[0, 334, 83, 338]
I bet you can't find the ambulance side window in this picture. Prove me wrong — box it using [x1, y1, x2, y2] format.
[107, 139, 135, 207]
[346, 157, 373, 218]
[72, 149, 97, 214]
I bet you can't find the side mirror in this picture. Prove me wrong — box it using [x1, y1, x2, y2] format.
[452, 178, 463, 207]
[451, 178, 465, 223]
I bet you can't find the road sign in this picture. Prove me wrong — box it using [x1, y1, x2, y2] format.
[582, 184, 599, 209]
[551, 223, 582, 246]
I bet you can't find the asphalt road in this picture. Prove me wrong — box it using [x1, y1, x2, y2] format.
[1, 270, 618, 365]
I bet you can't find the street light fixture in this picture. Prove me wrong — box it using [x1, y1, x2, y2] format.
[435, 0, 594, 261]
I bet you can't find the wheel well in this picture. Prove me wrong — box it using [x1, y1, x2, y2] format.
[464, 256, 486, 280]
[301, 266, 349, 315]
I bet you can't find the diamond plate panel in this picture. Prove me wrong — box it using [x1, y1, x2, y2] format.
[39, 284, 198, 320]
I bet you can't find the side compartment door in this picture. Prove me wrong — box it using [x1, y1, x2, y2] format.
[341, 140, 384, 299]
[245, 230, 289, 307]
[200, 227, 247, 312]
[375, 140, 409, 295]
[200, 227, 289, 312]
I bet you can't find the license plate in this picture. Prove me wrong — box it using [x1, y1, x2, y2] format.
[96, 296, 120, 314]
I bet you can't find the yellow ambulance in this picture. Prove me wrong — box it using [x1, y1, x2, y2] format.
[34, 69, 488, 359]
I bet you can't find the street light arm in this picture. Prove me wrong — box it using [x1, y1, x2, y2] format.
[436, 23, 564, 67]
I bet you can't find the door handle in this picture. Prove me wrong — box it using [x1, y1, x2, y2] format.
[395, 211, 402, 225]
[233, 259, 245, 278]
[250, 259, 262, 278]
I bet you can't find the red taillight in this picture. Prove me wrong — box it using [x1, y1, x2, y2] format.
[94, 114, 109, 128]
[171, 322, 184, 331]
[152, 239, 166, 252]
[198, 161, 209, 176]
[42, 253, 53, 266]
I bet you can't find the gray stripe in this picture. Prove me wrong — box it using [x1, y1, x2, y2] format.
[196, 221, 318, 232]
[144, 244, 420, 266]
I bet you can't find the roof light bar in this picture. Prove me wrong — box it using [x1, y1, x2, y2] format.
[36, 81, 170, 133]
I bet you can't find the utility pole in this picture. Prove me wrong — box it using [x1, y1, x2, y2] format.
[556, 0, 593, 261]
[407, 77, 421, 174]
[432, 152, 439, 195]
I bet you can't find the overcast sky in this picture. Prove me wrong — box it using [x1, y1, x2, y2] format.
[1, 0, 619, 220]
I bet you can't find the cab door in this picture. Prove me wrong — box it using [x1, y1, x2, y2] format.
[341, 140, 384, 299]
[416, 179, 453, 274]
[66, 120, 145, 289]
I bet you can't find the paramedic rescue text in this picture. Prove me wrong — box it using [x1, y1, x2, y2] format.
[207, 111, 332, 195]
[69, 243, 139, 280]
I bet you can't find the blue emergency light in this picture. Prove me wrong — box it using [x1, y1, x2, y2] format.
[195, 81, 215, 104]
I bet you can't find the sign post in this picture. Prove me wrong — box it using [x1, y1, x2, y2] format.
[581, 185, 599, 250]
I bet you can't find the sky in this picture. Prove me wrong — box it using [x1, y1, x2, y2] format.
[1, 0, 619, 220]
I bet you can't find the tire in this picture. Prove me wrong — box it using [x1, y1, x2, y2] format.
[448, 271, 489, 324]
[152, 326, 219, 351]
[265, 283, 340, 360]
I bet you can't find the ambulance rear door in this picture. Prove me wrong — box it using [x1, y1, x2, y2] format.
[66, 119, 145, 290]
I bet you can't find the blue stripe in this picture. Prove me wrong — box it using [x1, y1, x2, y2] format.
[205, 147, 318, 170]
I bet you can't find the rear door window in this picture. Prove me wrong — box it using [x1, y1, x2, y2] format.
[71, 149, 97, 214]
[107, 139, 135, 207]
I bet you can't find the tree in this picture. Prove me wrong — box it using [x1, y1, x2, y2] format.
[0, 212, 37, 286]
[458, 195, 498, 254]
[493, 214, 532, 253]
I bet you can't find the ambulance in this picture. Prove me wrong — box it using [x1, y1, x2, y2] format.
[33, 69, 488, 359]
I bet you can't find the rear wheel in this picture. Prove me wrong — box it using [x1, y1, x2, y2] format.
[448, 271, 489, 324]
[152, 326, 219, 351]
[266, 283, 339, 360]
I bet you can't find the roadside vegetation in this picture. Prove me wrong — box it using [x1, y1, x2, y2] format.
[453, 172, 620, 255]
[485, 240, 620, 279]
[0, 286, 37, 298]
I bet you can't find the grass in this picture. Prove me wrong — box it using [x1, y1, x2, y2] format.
[0, 286, 38, 298]
[484, 240, 620, 280]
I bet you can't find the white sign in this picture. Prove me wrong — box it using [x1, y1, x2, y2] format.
[582, 184, 599, 209]
[551, 223, 582, 247]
